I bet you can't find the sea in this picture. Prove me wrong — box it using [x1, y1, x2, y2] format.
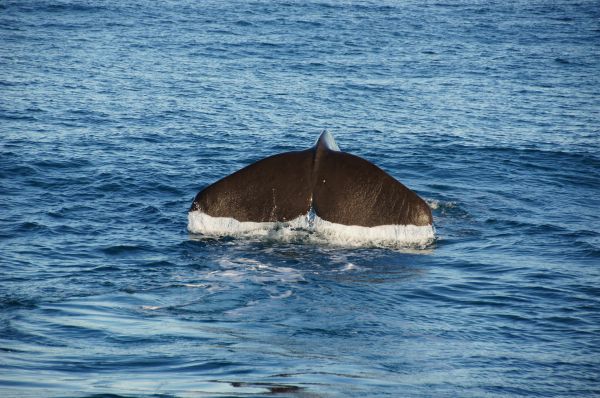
[1, 1, 599, 397]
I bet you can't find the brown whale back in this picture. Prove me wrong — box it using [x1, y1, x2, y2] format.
[190, 133, 433, 227]
[190, 150, 313, 223]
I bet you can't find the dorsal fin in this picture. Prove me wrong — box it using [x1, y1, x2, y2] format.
[314, 130, 340, 152]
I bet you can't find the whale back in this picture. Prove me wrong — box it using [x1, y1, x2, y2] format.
[190, 132, 432, 227]
[190, 150, 313, 223]
[312, 150, 432, 227]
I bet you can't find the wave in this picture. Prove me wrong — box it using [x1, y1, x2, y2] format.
[14, 1, 110, 14]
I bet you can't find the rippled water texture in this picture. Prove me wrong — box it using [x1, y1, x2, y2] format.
[1, 1, 599, 397]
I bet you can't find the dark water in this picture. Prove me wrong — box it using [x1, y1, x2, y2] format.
[1, 0, 599, 396]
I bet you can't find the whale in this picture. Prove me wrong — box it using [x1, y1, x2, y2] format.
[188, 131, 434, 247]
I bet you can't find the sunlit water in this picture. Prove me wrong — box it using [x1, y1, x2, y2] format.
[1, 1, 599, 397]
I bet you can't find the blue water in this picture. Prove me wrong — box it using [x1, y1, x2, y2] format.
[1, 0, 599, 396]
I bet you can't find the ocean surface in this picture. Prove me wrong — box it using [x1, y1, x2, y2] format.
[1, 0, 599, 397]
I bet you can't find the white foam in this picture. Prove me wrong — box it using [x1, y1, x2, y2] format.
[340, 263, 362, 272]
[311, 215, 435, 248]
[188, 211, 435, 249]
[188, 211, 309, 236]
[427, 199, 457, 210]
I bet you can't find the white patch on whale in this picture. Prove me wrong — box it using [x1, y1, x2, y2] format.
[188, 210, 435, 248]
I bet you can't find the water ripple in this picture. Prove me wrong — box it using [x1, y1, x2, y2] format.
[1, 0, 599, 397]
